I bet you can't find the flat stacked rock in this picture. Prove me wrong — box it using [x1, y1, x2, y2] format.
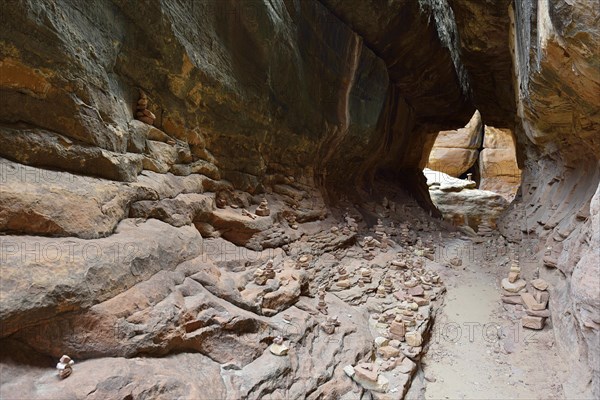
[501, 259, 526, 293]
[477, 219, 494, 236]
[135, 90, 156, 125]
[521, 278, 550, 329]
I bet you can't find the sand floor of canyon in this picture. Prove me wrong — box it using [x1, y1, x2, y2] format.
[418, 238, 568, 400]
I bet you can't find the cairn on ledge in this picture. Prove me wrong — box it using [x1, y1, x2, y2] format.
[269, 336, 289, 356]
[135, 90, 156, 125]
[254, 259, 276, 285]
[255, 198, 271, 216]
[56, 355, 75, 379]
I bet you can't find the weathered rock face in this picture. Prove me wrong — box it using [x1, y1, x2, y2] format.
[425, 168, 508, 230]
[496, 0, 600, 397]
[426, 110, 482, 177]
[479, 125, 522, 201]
[0, 0, 389, 193]
[0, 0, 598, 398]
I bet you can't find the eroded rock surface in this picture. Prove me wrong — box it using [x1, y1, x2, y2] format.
[0, 0, 598, 398]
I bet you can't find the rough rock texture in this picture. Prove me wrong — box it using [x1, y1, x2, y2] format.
[0, 0, 388, 193]
[425, 168, 508, 230]
[497, 1, 600, 397]
[0, 0, 599, 398]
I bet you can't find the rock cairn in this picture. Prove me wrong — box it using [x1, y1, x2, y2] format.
[56, 355, 74, 379]
[135, 90, 155, 125]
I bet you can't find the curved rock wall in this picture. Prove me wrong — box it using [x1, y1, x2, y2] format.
[0, 0, 388, 194]
[498, 1, 600, 397]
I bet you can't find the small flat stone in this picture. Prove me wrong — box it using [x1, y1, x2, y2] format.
[354, 363, 379, 383]
[354, 373, 389, 393]
[521, 292, 546, 311]
[531, 278, 549, 291]
[269, 343, 289, 356]
[501, 295, 522, 305]
[343, 365, 355, 377]
[501, 278, 526, 293]
[375, 337, 389, 347]
[413, 296, 429, 306]
[378, 345, 400, 360]
[525, 308, 551, 318]
[522, 315, 545, 330]
[405, 331, 423, 347]
[408, 285, 425, 297]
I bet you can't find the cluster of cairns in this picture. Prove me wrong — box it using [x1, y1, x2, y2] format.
[215, 191, 274, 221]
[360, 220, 395, 259]
[501, 259, 550, 330]
[338, 225, 444, 393]
[135, 90, 156, 125]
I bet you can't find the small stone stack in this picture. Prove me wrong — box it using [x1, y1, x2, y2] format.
[383, 275, 394, 293]
[359, 267, 372, 285]
[320, 316, 340, 334]
[478, 219, 494, 237]
[317, 290, 328, 314]
[361, 236, 379, 260]
[389, 315, 406, 340]
[344, 363, 389, 393]
[135, 91, 156, 125]
[286, 213, 298, 229]
[254, 259, 276, 285]
[269, 336, 289, 356]
[255, 198, 270, 216]
[345, 215, 358, 232]
[296, 255, 310, 270]
[380, 233, 390, 251]
[336, 265, 351, 289]
[400, 224, 410, 245]
[501, 259, 527, 293]
[56, 355, 74, 379]
[521, 278, 550, 330]
[374, 219, 386, 242]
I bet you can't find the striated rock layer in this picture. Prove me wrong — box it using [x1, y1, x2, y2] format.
[498, 0, 600, 397]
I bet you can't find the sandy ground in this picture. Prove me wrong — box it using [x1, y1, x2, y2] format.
[420, 238, 568, 400]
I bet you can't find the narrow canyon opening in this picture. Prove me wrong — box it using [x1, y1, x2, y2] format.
[424, 110, 522, 233]
[0, 1, 598, 399]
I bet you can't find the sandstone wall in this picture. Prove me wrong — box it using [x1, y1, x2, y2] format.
[426, 110, 482, 178]
[479, 125, 521, 201]
[0, 0, 388, 194]
[498, 1, 600, 397]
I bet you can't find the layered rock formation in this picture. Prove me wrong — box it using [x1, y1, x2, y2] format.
[0, 0, 598, 398]
[426, 110, 483, 178]
[479, 125, 521, 201]
[499, 1, 600, 397]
